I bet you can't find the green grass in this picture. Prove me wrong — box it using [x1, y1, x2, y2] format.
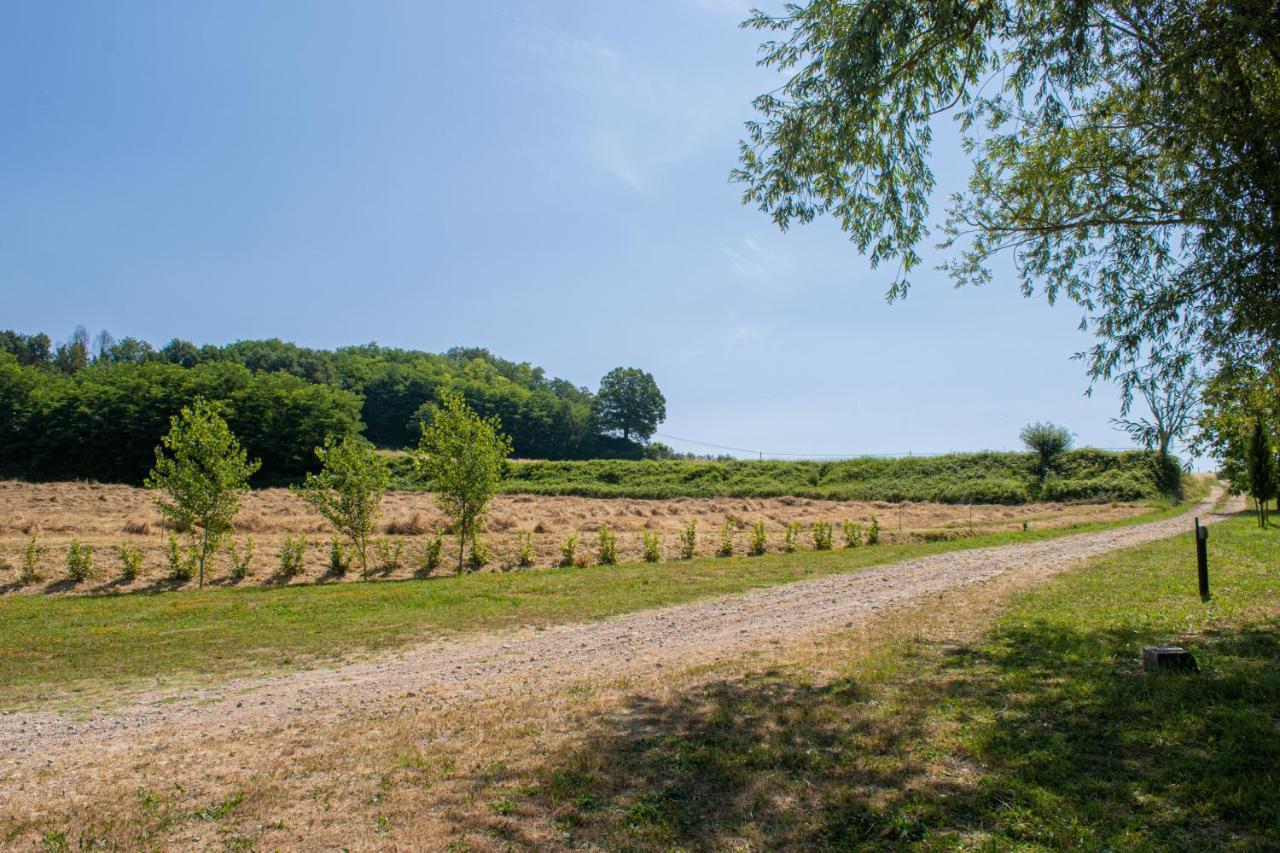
[0, 494, 1200, 710]
[524, 510, 1280, 850]
[388, 448, 1175, 503]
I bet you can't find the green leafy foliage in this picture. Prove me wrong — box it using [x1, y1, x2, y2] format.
[420, 534, 443, 573]
[19, 534, 43, 585]
[717, 522, 735, 558]
[295, 435, 390, 579]
[145, 399, 260, 588]
[559, 534, 578, 568]
[592, 367, 666, 442]
[166, 533, 195, 581]
[466, 538, 490, 571]
[783, 522, 800, 553]
[1246, 421, 1277, 526]
[867, 516, 880, 545]
[116, 543, 143, 581]
[515, 532, 536, 568]
[65, 540, 93, 581]
[1020, 423, 1074, 485]
[278, 536, 307, 579]
[748, 521, 768, 556]
[414, 391, 513, 575]
[327, 538, 352, 577]
[811, 521, 833, 551]
[679, 520, 697, 560]
[841, 521, 862, 549]
[642, 531, 661, 563]
[373, 538, 404, 573]
[596, 524, 618, 566]
[227, 538, 255, 581]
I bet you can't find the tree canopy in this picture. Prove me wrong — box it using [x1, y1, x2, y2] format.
[734, 0, 1280, 392]
[593, 367, 667, 442]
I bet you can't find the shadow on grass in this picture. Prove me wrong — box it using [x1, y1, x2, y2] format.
[474, 620, 1280, 850]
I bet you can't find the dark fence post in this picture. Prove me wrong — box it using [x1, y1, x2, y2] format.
[1195, 517, 1210, 601]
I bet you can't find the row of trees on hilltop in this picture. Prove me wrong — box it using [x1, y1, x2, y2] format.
[0, 327, 666, 483]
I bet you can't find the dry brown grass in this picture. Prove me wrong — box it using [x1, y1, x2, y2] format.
[0, 480, 1150, 596]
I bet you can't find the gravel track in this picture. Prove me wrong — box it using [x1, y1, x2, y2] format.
[0, 489, 1234, 785]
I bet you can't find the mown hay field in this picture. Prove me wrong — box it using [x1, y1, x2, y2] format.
[0, 480, 1157, 595]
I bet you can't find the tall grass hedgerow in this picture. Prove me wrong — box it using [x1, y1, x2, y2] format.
[812, 521, 833, 551]
[278, 535, 307, 578]
[749, 521, 768, 556]
[717, 521, 735, 558]
[65, 540, 93, 581]
[679, 520, 697, 559]
[642, 530, 661, 563]
[597, 524, 618, 566]
[116, 543, 143, 581]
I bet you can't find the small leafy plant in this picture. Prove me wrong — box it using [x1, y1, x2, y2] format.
[20, 533, 44, 585]
[597, 524, 618, 566]
[811, 521, 833, 551]
[867, 516, 881, 545]
[167, 532, 195, 581]
[559, 534, 578, 568]
[748, 521, 768, 556]
[278, 535, 308, 578]
[420, 534, 443, 573]
[65, 540, 93, 581]
[117, 543, 143, 581]
[373, 538, 404, 575]
[717, 521, 735, 557]
[327, 537, 352, 576]
[783, 522, 801, 553]
[841, 521, 863, 549]
[228, 537, 255, 581]
[642, 530, 661, 563]
[679, 520, 697, 560]
[466, 538, 490, 570]
[515, 531, 536, 568]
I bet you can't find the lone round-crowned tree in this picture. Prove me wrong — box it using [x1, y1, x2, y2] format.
[294, 434, 390, 578]
[414, 391, 513, 574]
[1020, 422, 1073, 483]
[593, 367, 666, 443]
[146, 398, 261, 588]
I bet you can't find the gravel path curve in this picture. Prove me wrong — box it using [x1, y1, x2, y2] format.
[0, 490, 1235, 783]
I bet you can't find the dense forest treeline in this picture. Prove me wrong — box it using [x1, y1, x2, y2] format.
[0, 328, 651, 483]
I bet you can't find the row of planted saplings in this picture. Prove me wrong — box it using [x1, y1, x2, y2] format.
[8, 515, 884, 587]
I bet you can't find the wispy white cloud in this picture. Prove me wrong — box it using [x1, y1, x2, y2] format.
[722, 235, 781, 279]
[507, 26, 729, 192]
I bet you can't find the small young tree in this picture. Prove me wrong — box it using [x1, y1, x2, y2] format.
[294, 434, 390, 579]
[145, 398, 260, 588]
[1245, 420, 1277, 527]
[414, 392, 513, 574]
[1111, 360, 1200, 498]
[1020, 422, 1074, 484]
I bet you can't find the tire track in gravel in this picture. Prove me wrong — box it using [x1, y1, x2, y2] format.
[0, 489, 1235, 783]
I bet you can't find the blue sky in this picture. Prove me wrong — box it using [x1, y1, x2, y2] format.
[2, 1, 1157, 459]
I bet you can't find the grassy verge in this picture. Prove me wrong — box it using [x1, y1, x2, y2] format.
[522, 510, 1279, 850]
[0, 491, 1205, 710]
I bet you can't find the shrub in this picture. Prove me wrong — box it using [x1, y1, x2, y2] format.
[327, 538, 352, 576]
[373, 538, 404, 574]
[811, 521, 833, 551]
[679, 520, 697, 559]
[1020, 422, 1074, 482]
[19, 534, 44, 585]
[516, 531, 536, 568]
[116, 543, 143, 581]
[642, 530, 661, 563]
[65, 540, 93, 581]
[841, 521, 863, 549]
[279, 535, 308, 578]
[227, 538, 255, 581]
[783, 522, 800, 553]
[466, 538, 490, 570]
[597, 524, 618, 566]
[420, 534, 443, 573]
[717, 521, 735, 557]
[559, 534, 578, 568]
[748, 521, 768, 556]
[867, 516, 881, 545]
[167, 533, 195, 581]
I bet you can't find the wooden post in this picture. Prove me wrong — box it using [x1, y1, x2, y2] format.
[1195, 518, 1210, 601]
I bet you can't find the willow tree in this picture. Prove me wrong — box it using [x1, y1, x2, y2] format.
[734, 1, 1280, 392]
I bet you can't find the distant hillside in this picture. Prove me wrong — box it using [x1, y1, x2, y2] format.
[0, 330, 648, 483]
